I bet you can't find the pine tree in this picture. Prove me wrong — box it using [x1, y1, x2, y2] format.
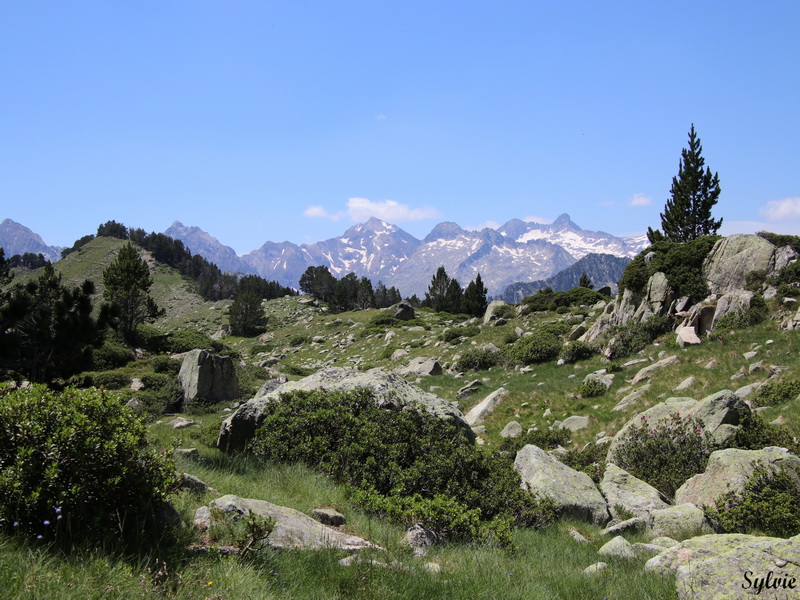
[229, 289, 267, 336]
[578, 272, 593, 289]
[655, 124, 722, 243]
[462, 273, 488, 317]
[102, 243, 162, 338]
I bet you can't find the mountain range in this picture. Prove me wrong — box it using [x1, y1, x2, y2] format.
[1, 215, 647, 297]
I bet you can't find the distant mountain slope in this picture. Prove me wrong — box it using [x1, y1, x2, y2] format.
[164, 221, 256, 275]
[497, 253, 632, 302]
[0, 219, 62, 262]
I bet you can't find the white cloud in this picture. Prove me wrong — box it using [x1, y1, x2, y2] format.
[629, 193, 652, 207]
[522, 215, 552, 224]
[303, 197, 442, 223]
[376, 114, 387, 121]
[720, 220, 800, 236]
[759, 198, 800, 221]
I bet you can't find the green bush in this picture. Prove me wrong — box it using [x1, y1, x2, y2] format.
[138, 373, 183, 414]
[89, 371, 132, 390]
[714, 295, 770, 331]
[751, 378, 800, 409]
[132, 324, 168, 352]
[728, 411, 800, 454]
[498, 428, 571, 457]
[561, 443, 608, 483]
[162, 329, 222, 354]
[565, 286, 607, 306]
[705, 465, 800, 537]
[604, 314, 674, 359]
[455, 347, 500, 371]
[248, 388, 554, 543]
[0, 385, 176, 544]
[613, 414, 711, 499]
[560, 341, 594, 363]
[439, 325, 480, 343]
[619, 236, 720, 300]
[506, 331, 561, 365]
[92, 338, 134, 370]
[151, 356, 181, 375]
[555, 306, 569, 314]
[288, 334, 310, 347]
[578, 379, 607, 398]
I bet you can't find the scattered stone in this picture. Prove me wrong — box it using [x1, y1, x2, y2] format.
[169, 417, 196, 429]
[611, 384, 651, 412]
[569, 527, 591, 544]
[456, 379, 484, 399]
[130, 378, 144, 391]
[672, 376, 696, 392]
[559, 415, 590, 432]
[649, 503, 711, 538]
[393, 300, 416, 321]
[179, 472, 212, 494]
[632, 543, 667, 558]
[650, 536, 679, 548]
[126, 398, 144, 414]
[464, 387, 508, 426]
[601, 517, 647, 536]
[598, 536, 636, 559]
[175, 448, 200, 459]
[500, 420, 523, 438]
[630, 355, 678, 385]
[390, 349, 409, 361]
[583, 562, 607, 576]
[703, 359, 717, 370]
[396, 357, 443, 377]
[311, 508, 346, 527]
[423, 562, 442, 574]
[582, 371, 614, 394]
[676, 326, 702, 347]
[483, 300, 508, 324]
[743, 351, 758, 360]
[600, 464, 669, 523]
[771, 415, 788, 426]
[401, 524, 440, 557]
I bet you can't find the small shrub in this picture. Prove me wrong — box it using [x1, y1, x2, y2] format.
[705, 465, 800, 537]
[579, 379, 607, 398]
[138, 373, 184, 414]
[152, 356, 181, 375]
[728, 411, 800, 454]
[281, 363, 313, 377]
[288, 334, 310, 347]
[751, 378, 800, 408]
[555, 305, 569, 314]
[714, 295, 770, 331]
[0, 385, 177, 544]
[613, 414, 711, 499]
[455, 347, 500, 371]
[132, 324, 168, 352]
[561, 443, 608, 483]
[506, 331, 561, 364]
[498, 428, 571, 456]
[560, 341, 594, 363]
[92, 338, 134, 370]
[90, 371, 132, 390]
[440, 325, 480, 343]
[163, 329, 222, 354]
[604, 314, 674, 359]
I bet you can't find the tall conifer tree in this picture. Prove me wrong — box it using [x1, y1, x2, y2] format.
[653, 124, 722, 243]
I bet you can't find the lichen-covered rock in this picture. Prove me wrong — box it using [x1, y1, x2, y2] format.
[393, 300, 416, 321]
[194, 495, 377, 551]
[514, 444, 610, 524]
[483, 300, 508, 324]
[500, 420, 523, 438]
[598, 535, 636, 559]
[703, 234, 796, 296]
[217, 367, 471, 452]
[395, 357, 443, 377]
[644, 533, 775, 575]
[560, 415, 590, 432]
[674, 447, 800, 509]
[649, 503, 711, 538]
[600, 463, 669, 523]
[630, 354, 678, 385]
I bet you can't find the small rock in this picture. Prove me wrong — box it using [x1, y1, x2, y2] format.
[569, 528, 591, 544]
[423, 562, 442, 574]
[584, 562, 607, 576]
[743, 351, 758, 360]
[169, 417, 197, 429]
[598, 536, 635, 559]
[673, 376, 696, 391]
[500, 420, 523, 438]
[311, 508, 346, 527]
[175, 448, 200, 459]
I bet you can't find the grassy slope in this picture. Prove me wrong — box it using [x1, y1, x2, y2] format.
[4, 249, 799, 598]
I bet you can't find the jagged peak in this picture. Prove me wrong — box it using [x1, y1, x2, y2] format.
[424, 221, 465, 242]
[551, 213, 580, 231]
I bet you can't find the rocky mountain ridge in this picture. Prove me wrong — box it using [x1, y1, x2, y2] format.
[0, 219, 62, 263]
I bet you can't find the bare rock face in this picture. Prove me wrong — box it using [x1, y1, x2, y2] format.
[395, 357, 443, 377]
[217, 366, 472, 452]
[703, 234, 796, 296]
[600, 463, 669, 523]
[179, 349, 239, 407]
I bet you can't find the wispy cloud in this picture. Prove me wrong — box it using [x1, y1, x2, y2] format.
[759, 197, 800, 221]
[629, 193, 652, 207]
[465, 220, 501, 231]
[303, 197, 443, 223]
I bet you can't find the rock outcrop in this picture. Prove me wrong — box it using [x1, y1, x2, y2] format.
[217, 367, 472, 451]
[179, 349, 239, 407]
[600, 464, 669, 523]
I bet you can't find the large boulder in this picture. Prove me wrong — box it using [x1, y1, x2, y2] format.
[600, 463, 669, 523]
[514, 444, 610, 524]
[194, 495, 376, 551]
[395, 356, 443, 377]
[464, 387, 508, 427]
[178, 349, 239, 406]
[483, 300, 508, 324]
[649, 503, 711, 538]
[703, 234, 797, 296]
[674, 446, 800, 508]
[217, 367, 472, 451]
[393, 300, 416, 321]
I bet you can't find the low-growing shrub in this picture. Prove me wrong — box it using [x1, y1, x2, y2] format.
[560, 341, 594, 363]
[163, 329, 222, 354]
[578, 379, 607, 398]
[455, 347, 500, 371]
[751, 378, 800, 409]
[705, 465, 800, 537]
[288, 334, 310, 347]
[151, 355, 181, 375]
[439, 325, 480, 343]
[555, 306, 569, 314]
[0, 384, 177, 545]
[132, 324, 168, 352]
[728, 411, 800, 454]
[247, 388, 554, 543]
[92, 338, 134, 370]
[498, 428, 571, 456]
[281, 363, 314, 377]
[506, 331, 561, 364]
[561, 443, 608, 483]
[90, 371, 132, 390]
[714, 295, 770, 331]
[613, 414, 711, 499]
[138, 373, 183, 414]
[604, 314, 674, 359]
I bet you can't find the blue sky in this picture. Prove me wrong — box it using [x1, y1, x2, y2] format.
[1, 1, 798, 254]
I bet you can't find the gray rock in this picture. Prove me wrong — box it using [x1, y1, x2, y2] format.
[218, 367, 472, 452]
[673, 376, 696, 391]
[600, 464, 669, 523]
[125, 397, 144, 414]
[560, 415, 590, 432]
[569, 527, 591, 544]
[311, 508, 346, 527]
[395, 357, 443, 377]
[649, 503, 711, 538]
[194, 495, 377, 551]
[644, 532, 781, 575]
[500, 420, 523, 438]
[630, 354, 678, 385]
[179, 472, 212, 494]
[650, 536, 679, 548]
[400, 524, 441, 557]
[583, 562, 607, 576]
[464, 387, 508, 426]
[598, 535, 636, 559]
[674, 447, 800, 509]
[611, 383, 651, 412]
[601, 517, 647, 536]
[483, 300, 508, 324]
[174, 448, 200, 459]
[455, 379, 483, 399]
[179, 349, 239, 407]
[703, 234, 796, 296]
[169, 417, 197, 429]
[393, 300, 416, 321]
[632, 542, 668, 558]
[514, 444, 610, 524]
[676, 326, 702, 348]
[582, 371, 614, 393]
[390, 348, 409, 361]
